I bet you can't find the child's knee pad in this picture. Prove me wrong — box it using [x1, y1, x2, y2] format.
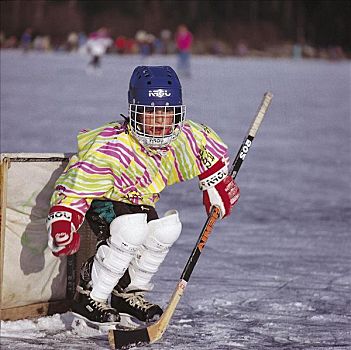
[128, 210, 182, 291]
[90, 213, 148, 301]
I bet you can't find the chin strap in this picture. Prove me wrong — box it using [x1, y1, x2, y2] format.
[120, 113, 129, 121]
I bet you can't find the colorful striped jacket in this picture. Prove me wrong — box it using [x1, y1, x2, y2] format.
[50, 120, 228, 215]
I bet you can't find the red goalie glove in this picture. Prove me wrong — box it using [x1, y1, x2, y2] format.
[199, 159, 240, 218]
[46, 205, 84, 257]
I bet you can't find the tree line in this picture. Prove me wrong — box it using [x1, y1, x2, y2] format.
[1, 0, 350, 50]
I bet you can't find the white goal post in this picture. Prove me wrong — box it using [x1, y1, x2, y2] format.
[0, 153, 96, 321]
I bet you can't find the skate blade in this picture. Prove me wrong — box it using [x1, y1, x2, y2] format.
[118, 313, 145, 329]
[72, 314, 120, 332]
[71, 313, 143, 332]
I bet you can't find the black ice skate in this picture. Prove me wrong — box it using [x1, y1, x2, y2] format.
[111, 287, 163, 323]
[71, 286, 120, 325]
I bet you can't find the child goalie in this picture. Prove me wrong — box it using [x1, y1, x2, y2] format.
[46, 66, 240, 326]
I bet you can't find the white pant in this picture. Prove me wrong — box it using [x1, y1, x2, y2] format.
[90, 210, 182, 302]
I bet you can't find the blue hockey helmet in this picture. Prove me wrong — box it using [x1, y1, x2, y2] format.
[128, 66, 186, 149]
[128, 65, 183, 106]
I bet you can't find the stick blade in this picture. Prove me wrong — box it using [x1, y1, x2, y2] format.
[109, 327, 150, 349]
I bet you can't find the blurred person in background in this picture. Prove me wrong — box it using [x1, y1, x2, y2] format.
[160, 29, 174, 54]
[0, 31, 5, 48]
[135, 30, 152, 59]
[86, 27, 112, 72]
[66, 31, 79, 52]
[20, 28, 32, 52]
[78, 32, 87, 50]
[175, 24, 193, 77]
[236, 39, 249, 57]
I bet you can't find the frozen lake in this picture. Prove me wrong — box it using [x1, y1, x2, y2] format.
[1, 50, 350, 349]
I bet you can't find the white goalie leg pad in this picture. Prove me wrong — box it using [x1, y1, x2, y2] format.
[90, 213, 149, 302]
[128, 210, 182, 291]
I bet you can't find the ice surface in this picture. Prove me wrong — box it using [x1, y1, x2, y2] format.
[1, 51, 350, 349]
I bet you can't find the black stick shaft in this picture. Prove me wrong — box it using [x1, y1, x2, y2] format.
[181, 92, 273, 282]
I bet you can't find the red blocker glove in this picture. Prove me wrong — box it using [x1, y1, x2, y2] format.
[46, 205, 84, 257]
[199, 158, 240, 218]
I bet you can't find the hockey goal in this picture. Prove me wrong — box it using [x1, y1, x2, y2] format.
[0, 153, 96, 321]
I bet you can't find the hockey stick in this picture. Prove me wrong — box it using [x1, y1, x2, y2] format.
[108, 92, 273, 349]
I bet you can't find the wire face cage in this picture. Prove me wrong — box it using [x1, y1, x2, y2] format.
[129, 104, 186, 148]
